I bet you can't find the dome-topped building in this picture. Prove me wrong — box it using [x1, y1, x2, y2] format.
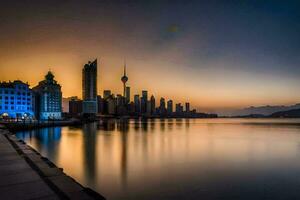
[33, 71, 62, 120]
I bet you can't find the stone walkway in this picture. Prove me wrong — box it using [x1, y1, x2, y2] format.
[0, 129, 105, 200]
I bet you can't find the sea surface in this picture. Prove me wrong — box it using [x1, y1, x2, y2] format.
[16, 118, 300, 200]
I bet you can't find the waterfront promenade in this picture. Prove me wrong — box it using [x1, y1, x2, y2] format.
[0, 129, 105, 200]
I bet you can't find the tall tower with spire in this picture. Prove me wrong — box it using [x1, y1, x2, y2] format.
[121, 61, 128, 98]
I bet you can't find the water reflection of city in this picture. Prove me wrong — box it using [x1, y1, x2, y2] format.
[96, 118, 191, 132]
[16, 127, 62, 161]
[16, 119, 193, 195]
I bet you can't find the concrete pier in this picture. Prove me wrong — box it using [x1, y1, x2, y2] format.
[0, 129, 105, 200]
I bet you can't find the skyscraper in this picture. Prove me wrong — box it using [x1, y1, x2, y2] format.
[167, 100, 173, 114]
[82, 59, 97, 114]
[159, 97, 166, 115]
[33, 71, 62, 120]
[141, 90, 148, 113]
[150, 95, 156, 115]
[185, 102, 190, 112]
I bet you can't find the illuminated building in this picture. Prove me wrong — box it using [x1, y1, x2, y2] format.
[0, 80, 34, 119]
[33, 71, 62, 120]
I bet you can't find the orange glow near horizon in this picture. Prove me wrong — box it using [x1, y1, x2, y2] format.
[0, 53, 299, 112]
[1, 1, 300, 112]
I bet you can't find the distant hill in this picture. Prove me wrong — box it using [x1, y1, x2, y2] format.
[269, 108, 300, 118]
[230, 114, 266, 118]
[224, 103, 300, 116]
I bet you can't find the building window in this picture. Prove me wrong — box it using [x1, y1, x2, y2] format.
[4, 90, 8, 94]
[11, 106, 14, 110]
[10, 96, 14, 100]
[5, 96, 8, 100]
[5, 106, 8, 110]
[0, 106, 2, 109]
[10, 91, 14, 94]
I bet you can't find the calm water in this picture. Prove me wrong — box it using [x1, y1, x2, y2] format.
[16, 118, 300, 200]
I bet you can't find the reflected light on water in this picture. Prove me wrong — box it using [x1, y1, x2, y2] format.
[16, 118, 300, 200]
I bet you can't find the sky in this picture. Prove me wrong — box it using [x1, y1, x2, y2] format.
[0, 0, 300, 113]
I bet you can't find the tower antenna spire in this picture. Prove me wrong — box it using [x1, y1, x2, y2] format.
[124, 59, 126, 76]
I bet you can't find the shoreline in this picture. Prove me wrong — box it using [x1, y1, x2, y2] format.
[0, 128, 106, 200]
[2, 116, 300, 132]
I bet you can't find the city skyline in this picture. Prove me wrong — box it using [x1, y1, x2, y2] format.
[1, 1, 300, 113]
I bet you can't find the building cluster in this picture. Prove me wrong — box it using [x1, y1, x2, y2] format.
[0, 59, 217, 120]
[0, 71, 62, 120]
[69, 59, 215, 118]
